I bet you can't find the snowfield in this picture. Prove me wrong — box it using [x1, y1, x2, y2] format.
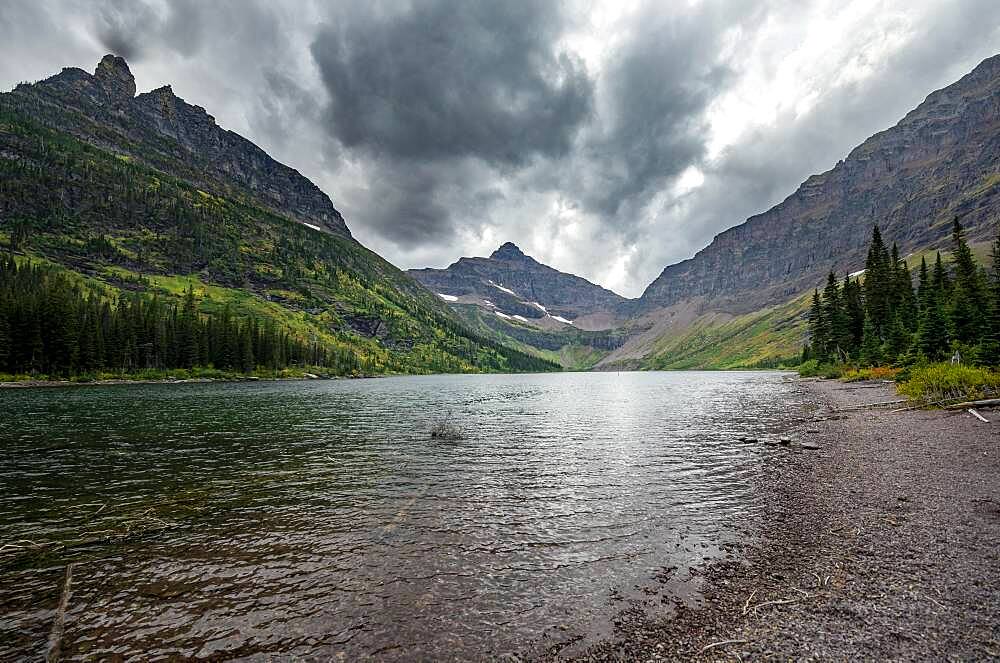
[551, 315, 574, 325]
[302, 222, 322, 231]
[437, 293, 458, 302]
[488, 280, 517, 296]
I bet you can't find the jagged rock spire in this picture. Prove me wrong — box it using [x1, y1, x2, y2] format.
[491, 242, 529, 261]
[94, 54, 136, 102]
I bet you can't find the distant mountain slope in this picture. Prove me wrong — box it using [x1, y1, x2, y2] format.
[0, 55, 557, 376]
[408, 242, 630, 330]
[640, 54, 1000, 316]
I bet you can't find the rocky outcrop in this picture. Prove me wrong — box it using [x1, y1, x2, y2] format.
[4, 55, 351, 237]
[408, 242, 630, 324]
[640, 54, 1000, 314]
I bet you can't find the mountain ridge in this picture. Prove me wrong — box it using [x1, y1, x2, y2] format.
[638, 53, 1000, 315]
[407, 242, 630, 331]
[8, 55, 352, 238]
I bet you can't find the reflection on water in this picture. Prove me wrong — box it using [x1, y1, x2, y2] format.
[0, 371, 798, 660]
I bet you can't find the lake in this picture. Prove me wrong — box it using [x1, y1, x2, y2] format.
[0, 371, 800, 660]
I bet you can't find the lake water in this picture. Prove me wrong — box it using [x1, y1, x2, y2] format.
[0, 371, 799, 660]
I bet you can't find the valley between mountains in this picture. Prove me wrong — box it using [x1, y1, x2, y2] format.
[2, 53, 998, 379]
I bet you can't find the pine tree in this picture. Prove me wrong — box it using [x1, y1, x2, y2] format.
[239, 324, 255, 373]
[917, 290, 949, 361]
[859, 314, 882, 366]
[931, 252, 950, 295]
[883, 312, 911, 362]
[948, 218, 985, 344]
[808, 289, 828, 361]
[842, 275, 865, 353]
[893, 248, 917, 330]
[982, 227, 1000, 366]
[917, 256, 931, 310]
[863, 226, 891, 339]
[178, 285, 200, 369]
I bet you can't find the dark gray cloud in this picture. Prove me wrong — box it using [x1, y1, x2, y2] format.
[307, 0, 593, 247]
[310, 1, 593, 164]
[1, 0, 998, 295]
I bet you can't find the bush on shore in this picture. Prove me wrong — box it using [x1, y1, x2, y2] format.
[897, 363, 1000, 403]
[841, 366, 903, 382]
[797, 359, 844, 379]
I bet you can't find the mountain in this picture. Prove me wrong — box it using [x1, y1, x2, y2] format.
[0, 55, 557, 377]
[407, 242, 633, 369]
[594, 54, 1000, 369]
[639, 54, 1000, 316]
[408, 242, 629, 330]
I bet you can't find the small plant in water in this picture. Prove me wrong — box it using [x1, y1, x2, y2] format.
[429, 415, 465, 440]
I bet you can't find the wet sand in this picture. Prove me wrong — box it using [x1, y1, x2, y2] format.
[550, 377, 1000, 661]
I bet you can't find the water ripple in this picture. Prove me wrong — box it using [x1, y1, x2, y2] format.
[0, 370, 796, 660]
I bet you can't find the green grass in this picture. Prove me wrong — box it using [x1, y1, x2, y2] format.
[643, 292, 811, 370]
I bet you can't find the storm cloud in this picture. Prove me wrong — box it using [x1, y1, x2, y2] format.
[1, 0, 998, 295]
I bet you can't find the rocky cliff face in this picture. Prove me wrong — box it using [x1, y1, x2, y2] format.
[4, 55, 351, 237]
[640, 54, 1000, 314]
[408, 242, 630, 326]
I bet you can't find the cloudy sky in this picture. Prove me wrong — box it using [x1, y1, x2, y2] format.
[2, 1, 998, 296]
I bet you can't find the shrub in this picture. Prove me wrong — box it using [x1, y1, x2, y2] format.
[797, 360, 845, 379]
[897, 363, 1000, 403]
[841, 366, 903, 383]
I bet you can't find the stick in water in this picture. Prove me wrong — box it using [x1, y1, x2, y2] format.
[46, 563, 76, 663]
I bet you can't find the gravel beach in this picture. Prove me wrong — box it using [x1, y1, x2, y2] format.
[550, 377, 1000, 661]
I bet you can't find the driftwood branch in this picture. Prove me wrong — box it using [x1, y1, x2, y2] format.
[944, 399, 1000, 410]
[46, 562, 76, 663]
[835, 399, 907, 412]
[968, 409, 989, 423]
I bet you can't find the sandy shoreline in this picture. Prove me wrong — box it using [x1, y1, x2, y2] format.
[548, 377, 1000, 661]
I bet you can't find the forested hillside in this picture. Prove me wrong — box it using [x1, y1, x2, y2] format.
[0, 57, 557, 379]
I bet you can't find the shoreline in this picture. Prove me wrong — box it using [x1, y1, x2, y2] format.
[0, 367, 791, 390]
[0, 375, 338, 389]
[552, 377, 1000, 661]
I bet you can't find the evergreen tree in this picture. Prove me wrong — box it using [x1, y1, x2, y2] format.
[859, 314, 882, 366]
[917, 256, 931, 310]
[893, 248, 917, 330]
[842, 275, 865, 352]
[178, 285, 200, 369]
[917, 290, 949, 361]
[931, 252, 950, 295]
[863, 226, 892, 339]
[239, 324, 255, 373]
[948, 219, 985, 344]
[982, 228, 1000, 366]
[822, 271, 850, 360]
[808, 289, 828, 361]
[883, 311, 911, 362]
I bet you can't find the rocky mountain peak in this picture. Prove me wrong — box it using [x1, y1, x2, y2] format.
[490, 242, 530, 262]
[94, 54, 135, 102]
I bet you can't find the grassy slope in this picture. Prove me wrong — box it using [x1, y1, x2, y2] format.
[636, 293, 811, 370]
[450, 304, 614, 370]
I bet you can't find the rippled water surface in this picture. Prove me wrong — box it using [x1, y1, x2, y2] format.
[0, 371, 798, 660]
